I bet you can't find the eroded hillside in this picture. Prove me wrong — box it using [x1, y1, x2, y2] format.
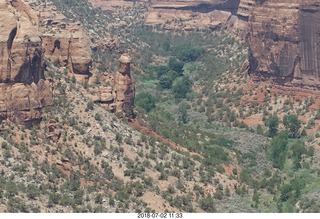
[1, 0, 320, 214]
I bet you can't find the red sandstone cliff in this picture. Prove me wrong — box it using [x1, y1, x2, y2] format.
[88, 0, 240, 31]
[37, 2, 93, 74]
[0, 0, 52, 123]
[245, 0, 320, 87]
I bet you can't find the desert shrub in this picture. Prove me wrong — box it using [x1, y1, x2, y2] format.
[168, 57, 184, 74]
[85, 101, 94, 111]
[199, 194, 216, 212]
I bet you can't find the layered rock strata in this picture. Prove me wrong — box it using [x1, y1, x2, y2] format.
[232, 0, 256, 32]
[145, 0, 240, 31]
[88, 0, 240, 31]
[0, 0, 52, 123]
[245, 0, 320, 87]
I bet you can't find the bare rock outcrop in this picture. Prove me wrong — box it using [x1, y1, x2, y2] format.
[0, 0, 43, 83]
[232, 0, 256, 33]
[0, 0, 52, 123]
[47, 119, 61, 142]
[114, 54, 135, 117]
[246, 0, 320, 87]
[38, 3, 92, 74]
[91, 54, 134, 117]
[145, 0, 240, 31]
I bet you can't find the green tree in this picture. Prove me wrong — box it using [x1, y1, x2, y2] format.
[172, 76, 192, 99]
[155, 65, 169, 78]
[291, 141, 306, 170]
[271, 132, 288, 170]
[85, 101, 94, 112]
[283, 114, 301, 138]
[168, 58, 184, 74]
[48, 193, 60, 207]
[280, 184, 293, 202]
[166, 70, 181, 81]
[280, 177, 305, 203]
[162, 39, 170, 51]
[173, 45, 204, 62]
[135, 93, 156, 112]
[159, 75, 173, 89]
[178, 102, 190, 124]
[265, 115, 279, 137]
[95, 194, 103, 204]
[27, 184, 39, 200]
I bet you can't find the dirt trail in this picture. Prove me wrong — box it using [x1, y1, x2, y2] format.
[129, 119, 200, 156]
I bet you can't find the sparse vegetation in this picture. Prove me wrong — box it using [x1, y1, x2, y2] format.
[1, 0, 320, 214]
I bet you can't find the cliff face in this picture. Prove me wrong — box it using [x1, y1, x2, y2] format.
[146, 0, 240, 31]
[0, 0, 43, 83]
[38, 3, 92, 74]
[42, 30, 92, 74]
[88, 0, 240, 31]
[246, 0, 320, 87]
[0, 0, 52, 123]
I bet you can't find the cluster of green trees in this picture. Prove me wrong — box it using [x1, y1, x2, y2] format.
[265, 114, 302, 138]
[135, 42, 203, 113]
[264, 114, 314, 171]
[135, 93, 156, 113]
[271, 132, 288, 170]
[154, 56, 193, 98]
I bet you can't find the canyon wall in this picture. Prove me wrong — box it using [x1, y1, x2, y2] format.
[85, 0, 320, 87]
[88, 0, 241, 31]
[242, 0, 320, 86]
[37, 2, 93, 74]
[0, 0, 52, 123]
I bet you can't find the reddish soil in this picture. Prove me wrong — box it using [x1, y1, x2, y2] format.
[129, 118, 200, 156]
[242, 115, 264, 126]
[237, 76, 320, 133]
[56, 163, 71, 176]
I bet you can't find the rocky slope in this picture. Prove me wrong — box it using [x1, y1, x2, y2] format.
[27, 0, 136, 117]
[0, 0, 52, 124]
